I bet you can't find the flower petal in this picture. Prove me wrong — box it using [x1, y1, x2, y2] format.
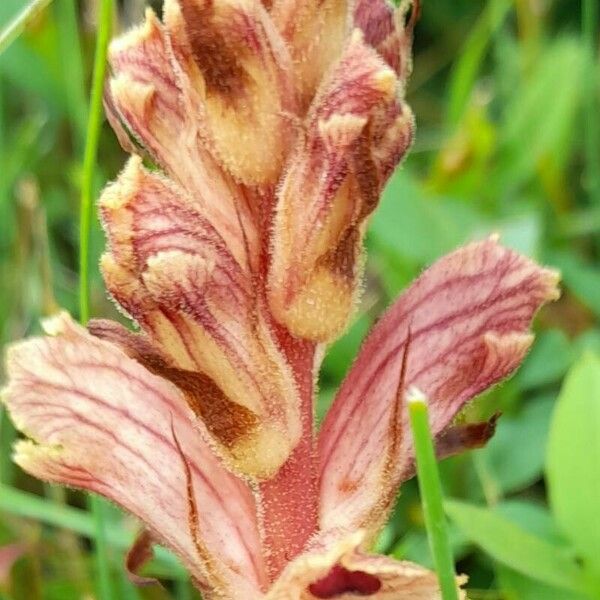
[270, 0, 349, 108]
[2, 313, 267, 598]
[354, 0, 419, 81]
[318, 238, 560, 533]
[268, 31, 412, 342]
[266, 530, 451, 599]
[107, 8, 260, 269]
[100, 158, 301, 478]
[163, 0, 297, 185]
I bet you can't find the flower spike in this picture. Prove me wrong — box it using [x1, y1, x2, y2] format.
[1, 0, 561, 595]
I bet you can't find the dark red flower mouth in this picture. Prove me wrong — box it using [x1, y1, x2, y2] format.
[308, 564, 382, 598]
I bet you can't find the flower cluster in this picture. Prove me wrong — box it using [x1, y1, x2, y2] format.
[2, 0, 559, 597]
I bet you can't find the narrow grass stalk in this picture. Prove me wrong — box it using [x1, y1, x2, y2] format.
[446, 0, 510, 126]
[54, 0, 88, 144]
[0, 0, 54, 56]
[408, 388, 460, 600]
[79, 0, 113, 324]
[78, 0, 115, 598]
[583, 0, 600, 207]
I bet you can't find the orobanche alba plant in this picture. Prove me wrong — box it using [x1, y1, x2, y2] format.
[2, 0, 559, 597]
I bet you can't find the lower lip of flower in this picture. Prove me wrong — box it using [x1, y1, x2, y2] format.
[308, 564, 382, 598]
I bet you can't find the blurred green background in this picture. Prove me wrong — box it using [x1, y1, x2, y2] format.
[0, 0, 599, 598]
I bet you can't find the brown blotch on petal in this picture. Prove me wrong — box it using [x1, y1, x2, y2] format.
[89, 318, 258, 448]
[318, 226, 359, 281]
[161, 366, 259, 448]
[436, 413, 500, 459]
[178, 0, 247, 100]
[401, 413, 501, 482]
[351, 129, 381, 219]
[126, 530, 160, 587]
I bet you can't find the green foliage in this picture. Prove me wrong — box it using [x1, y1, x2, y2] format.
[547, 354, 600, 591]
[446, 355, 600, 598]
[445, 499, 587, 594]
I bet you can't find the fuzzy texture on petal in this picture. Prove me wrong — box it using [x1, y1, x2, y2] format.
[107, 8, 260, 270]
[354, 0, 418, 81]
[318, 238, 560, 534]
[266, 530, 452, 599]
[100, 158, 301, 478]
[270, 0, 349, 109]
[163, 0, 297, 185]
[2, 313, 267, 599]
[268, 31, 413, 342]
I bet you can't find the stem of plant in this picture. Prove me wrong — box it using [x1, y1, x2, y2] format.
[408, 388, 460, 600]
[78, 0, 115, 598]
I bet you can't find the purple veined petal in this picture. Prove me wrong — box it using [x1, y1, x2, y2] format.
[163, 0, 298, 186]
[268, 31, 412, 343]
[99, 158, 301, 478]
[270, 0, 349, 109]
[2, 313, 267, 599]
[317, 238, 560, 535]
[354, 0, 419, 81]
[107, 8, 260, 270]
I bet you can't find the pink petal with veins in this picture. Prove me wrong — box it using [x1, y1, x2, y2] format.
[163, 0, 297, 185]
[354, 0, 419, 81]
[268, 31, 412, 342]
[100, 158, 301, 478]
[107, 9, 260, 270]
[318, 238, 560, 535]
[2, 313, 266, 599]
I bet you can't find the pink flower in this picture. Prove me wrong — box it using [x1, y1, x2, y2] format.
[2, 0, 559, 597]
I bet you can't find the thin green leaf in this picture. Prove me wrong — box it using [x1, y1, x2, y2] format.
[445, 500, 587, 594]
[582, 0, 600, 208]
[446, 0, 511, 125]
[546, 353, 600, 580]
[77, 0, 114, 597]
[0, 0, 54, 56]
[497, 565, 590, 600]
[409, 391, 460, 600]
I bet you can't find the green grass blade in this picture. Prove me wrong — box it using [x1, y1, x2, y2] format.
[53, 0, 88, 145]
[583, 0, 600, 207]
[445, 500, 588, 594]
[446, 0, 510, 126]
[78, 0, 115, 597]
[408, 389, 460, 600]
[79, 0, 113, 325]
[0, 0, 54, 56]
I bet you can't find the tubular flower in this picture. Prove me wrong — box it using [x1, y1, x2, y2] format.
[1, 0, 560, 598]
